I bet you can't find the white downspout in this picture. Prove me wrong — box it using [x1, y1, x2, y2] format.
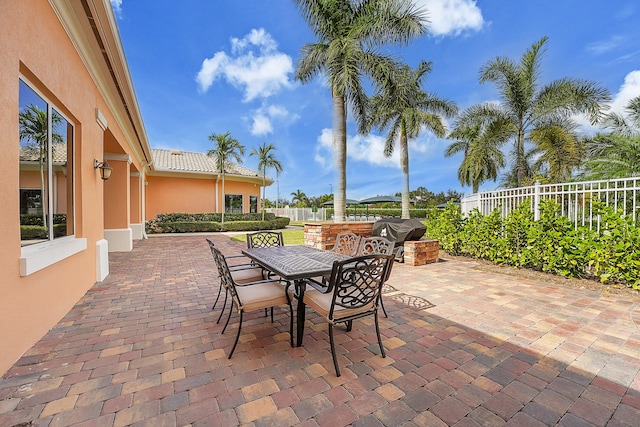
[141, 171, 148, 239]
[141, 161, 153, 239]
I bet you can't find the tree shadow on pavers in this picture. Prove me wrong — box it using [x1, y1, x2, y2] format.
[383, 284, 435, 310]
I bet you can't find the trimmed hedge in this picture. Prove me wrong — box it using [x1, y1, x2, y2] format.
[146, 212, 290, 234]
[425, 200, 640, 289]
[20, 213, 67, 226]
[20, 223, 68, 240]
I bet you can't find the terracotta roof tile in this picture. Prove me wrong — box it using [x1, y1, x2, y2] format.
[151, 148, 261, 178]
[20, 142, 68, 163]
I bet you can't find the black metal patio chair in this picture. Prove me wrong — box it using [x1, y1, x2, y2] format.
[209, 244, 293, 359]
[357, 236, 395, 318]
[331, 232, 362, 257]
[302, 253, 393, 376]
[206, 238, 265, 323]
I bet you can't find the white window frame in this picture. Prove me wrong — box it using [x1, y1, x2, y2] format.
[225, 194, 244, 214]
[19, 77, 85, 276]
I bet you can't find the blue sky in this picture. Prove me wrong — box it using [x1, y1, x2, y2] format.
[111, 0, 640, 202]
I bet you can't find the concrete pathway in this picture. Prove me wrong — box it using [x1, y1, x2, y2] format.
[1, 234, 640, 426]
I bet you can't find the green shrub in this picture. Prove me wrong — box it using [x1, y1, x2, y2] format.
[145, 213, 290, 234]
[424, 202, 465, 255]
[425, 199, 640, 289]
[20, 213, 67, 226]
[20, 223, 68, 240]
[21, 225, 48, 240]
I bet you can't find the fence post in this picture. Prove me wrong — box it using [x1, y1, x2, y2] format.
[534, 181, 540, 221]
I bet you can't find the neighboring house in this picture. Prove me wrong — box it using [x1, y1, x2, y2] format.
[146, 149, 269, 220]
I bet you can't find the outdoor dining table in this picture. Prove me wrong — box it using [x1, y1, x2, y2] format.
[241, 245, 350, 347]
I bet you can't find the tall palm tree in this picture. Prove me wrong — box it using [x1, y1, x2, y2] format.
[19, 104, 63, 227]
[446, 114, 511, 193]
[474, 36, 610, 187]
[293, 0, 426, 222]
[290, 189, 309, 207]
[368, 61, 457, 218]
[250, 143, 283, 221]
[207, 131, 245, 224]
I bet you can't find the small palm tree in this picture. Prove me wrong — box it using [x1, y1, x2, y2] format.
[602, 95, 640, 137]
[293, 0, 426, 222]
[207, 131, 245, 224]
[529, 122, 582, 183]
[290, 189, 309, 207]
[250, 143, 283, 221]
[368, 60, 457, 218]
[446, 108, 513, 192]
[581, 134, 640, 179]
[581, 96, 640, 179]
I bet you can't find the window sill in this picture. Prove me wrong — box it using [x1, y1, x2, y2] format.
[20, 237, 87, 276]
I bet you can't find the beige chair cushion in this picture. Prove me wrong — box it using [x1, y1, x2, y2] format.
[304, 288, 374, 322]
[231, 268, 264, 284]
[236, 282, 288, 312]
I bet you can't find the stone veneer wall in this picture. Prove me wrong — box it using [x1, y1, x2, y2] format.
[304, 222, 374, 250]
[304, 222, 439, 266]
[404, 239, 439, 266]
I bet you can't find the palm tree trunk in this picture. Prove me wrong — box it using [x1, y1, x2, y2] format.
[516, 129, 526, 187]
[333, 92, 347, 222]
[39, 162, 47, 230]
[400, 133, 410, 219]
[261, 170, 266, 221]
[221, 173, 226, 224]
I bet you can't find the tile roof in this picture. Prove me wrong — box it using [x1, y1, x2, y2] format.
[151, 148, 262, 178]
[20, 142, 68, 163]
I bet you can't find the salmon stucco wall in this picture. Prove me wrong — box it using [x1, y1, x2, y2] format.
[0, 1, 147, 375]
[145, 175, 261, 219]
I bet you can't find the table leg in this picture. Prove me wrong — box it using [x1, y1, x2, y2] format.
[295, 280, 306, 347]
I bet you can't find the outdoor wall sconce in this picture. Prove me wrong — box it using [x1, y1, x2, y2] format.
[94, 159, 112, 180]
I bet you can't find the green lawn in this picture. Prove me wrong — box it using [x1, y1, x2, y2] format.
[230, 229, 305, 245]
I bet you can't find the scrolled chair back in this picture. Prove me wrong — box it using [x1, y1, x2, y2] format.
[331, 233, 361, 257]
[246, 231, 284, 249]
[327, 253, 392, 320]
[358, 236, 395, 256]
[208, 243, 240, 302]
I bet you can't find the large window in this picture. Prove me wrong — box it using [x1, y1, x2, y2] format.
[225, 194, 243, 213]
[250, 195, 258, 213]
[19, 79, 74, 246]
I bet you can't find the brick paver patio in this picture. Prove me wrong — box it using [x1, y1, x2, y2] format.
[1, 234, 640, 426]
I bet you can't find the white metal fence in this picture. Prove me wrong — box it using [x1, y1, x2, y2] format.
[267, 207, 383, 222]
[461, 176, 640, 228]
[267, 207, 327, 222]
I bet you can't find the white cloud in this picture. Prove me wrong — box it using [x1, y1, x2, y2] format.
[575, 70, 640, 135]
[251, 113, 273, 135]
[249, 104, 298, 136]
[416, 0, 484, 37]
[231, 28, 277, 54]
[610, 70, 640, 113]
[196, 28, 293, 101]
[586, 35, 625, 55]
[110, 0, 122, 16]
[314, 129, 399, 170]
[314, 128, 334, 169]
